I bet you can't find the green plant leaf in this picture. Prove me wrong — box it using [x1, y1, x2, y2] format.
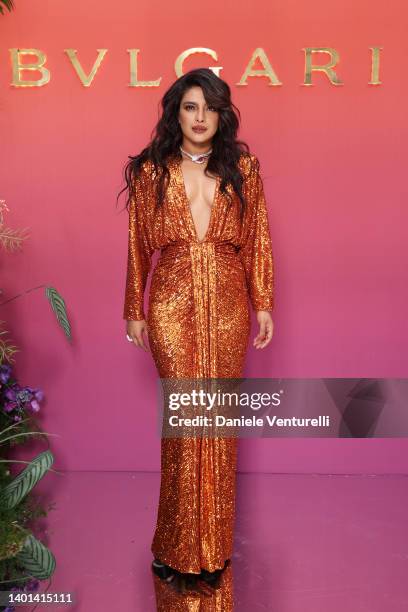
[0, 430, 59, 445]
[15, 534, 56, 579]
[0, 459, 62, 476]
[0, 417, 33, 436]
[45, 286, 72, 341]
[0, 450, 54, 509]
[0, 0, 15, 15]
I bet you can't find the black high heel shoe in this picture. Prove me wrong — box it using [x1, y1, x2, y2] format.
[152, 561, 202, 594]
[199, 558, 230, 588]
[152, 558, 230, 594]
[151, 559, 176, 582]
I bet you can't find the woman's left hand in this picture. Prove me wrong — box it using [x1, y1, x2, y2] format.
[253, 310, 274, 349]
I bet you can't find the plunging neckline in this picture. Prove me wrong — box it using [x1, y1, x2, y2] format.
[176, 156, 220, 244]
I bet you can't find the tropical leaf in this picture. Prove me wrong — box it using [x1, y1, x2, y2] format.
[15, 534, 56, 579]
[45, 286, 72, 341]
[0, 450, 54, 509]
[0, 0, 14, 15]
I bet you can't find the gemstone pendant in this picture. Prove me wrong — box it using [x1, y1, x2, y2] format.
[180, 146, 212, 164]
[192, 155, 206, 163]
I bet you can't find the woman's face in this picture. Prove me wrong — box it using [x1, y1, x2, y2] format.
[178, 86, 219, 149]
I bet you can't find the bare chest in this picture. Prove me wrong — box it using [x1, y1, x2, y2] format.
[180, 160, 218, 242]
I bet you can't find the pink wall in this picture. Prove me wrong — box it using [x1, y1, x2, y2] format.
[1, 1, 407, 472]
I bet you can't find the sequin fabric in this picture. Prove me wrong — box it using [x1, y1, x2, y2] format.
[123, 152, 274, 574]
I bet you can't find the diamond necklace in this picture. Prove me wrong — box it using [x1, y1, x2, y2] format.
[180, 146, 212, 164]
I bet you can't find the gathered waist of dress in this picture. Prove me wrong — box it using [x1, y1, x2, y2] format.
[159, 241, 240, 261]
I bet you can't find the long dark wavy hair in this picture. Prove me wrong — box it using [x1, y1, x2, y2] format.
[117, 68, 253, 220]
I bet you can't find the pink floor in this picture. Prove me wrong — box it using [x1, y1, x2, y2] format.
[27, 472, 408, 611]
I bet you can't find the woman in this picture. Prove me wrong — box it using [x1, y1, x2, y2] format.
[120, 68, 275, 591]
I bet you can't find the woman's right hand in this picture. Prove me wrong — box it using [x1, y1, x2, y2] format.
[126, 319, 150, 352]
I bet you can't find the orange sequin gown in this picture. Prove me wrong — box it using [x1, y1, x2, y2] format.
[123, 152, 274, 575]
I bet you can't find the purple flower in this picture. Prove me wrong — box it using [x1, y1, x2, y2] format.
[2, 382, 44, 415]
[27, 387, 44, 402]
[30, 399, 40, 413]
[16, 388, 32, 404]
[3, 384, 19, 413]
[19, 386, 44, 413]
[24, 578, 40, 592]
[3, 401, 15, 413]
[5, 385, 18, 401]
[0, 363, 12, 383]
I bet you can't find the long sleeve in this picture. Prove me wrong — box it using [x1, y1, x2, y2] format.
[239, 155, 275, 312]
[123, 171, 154, 321]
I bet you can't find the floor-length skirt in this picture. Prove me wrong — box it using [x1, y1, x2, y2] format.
[147, 241, 251, 573]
